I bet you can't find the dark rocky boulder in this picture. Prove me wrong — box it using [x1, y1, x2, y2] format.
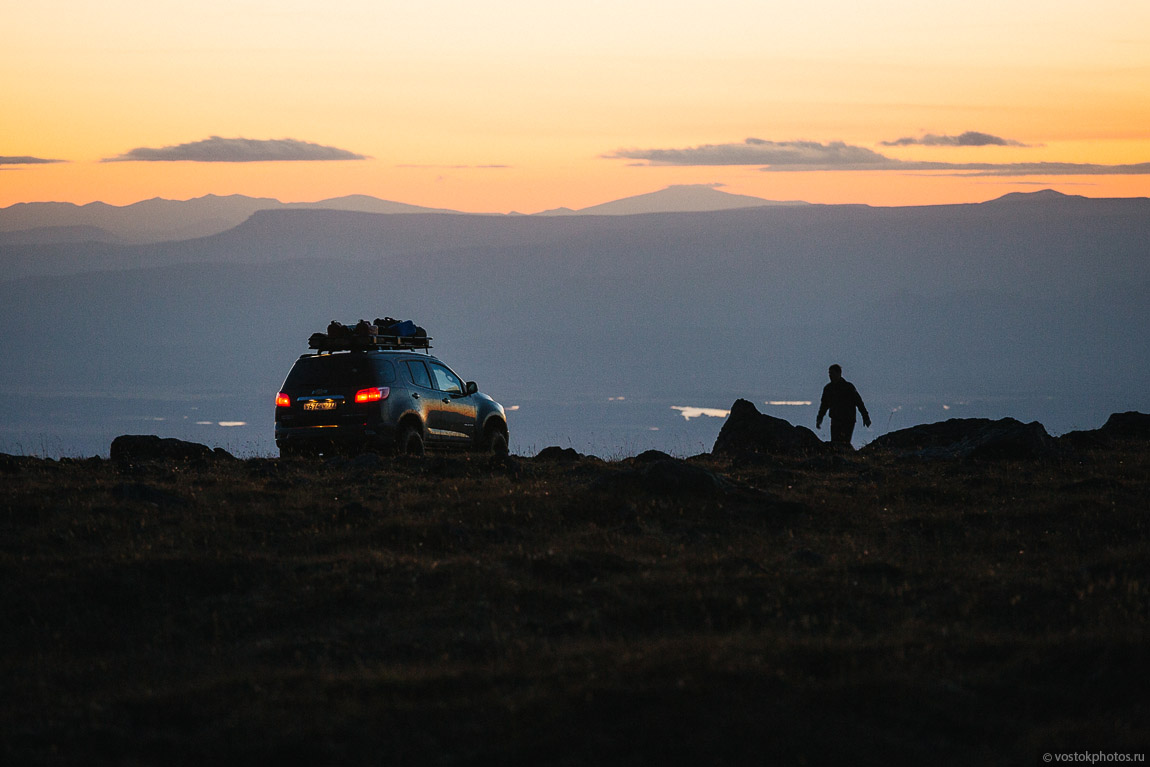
[534, 446, 584, 463]
[864, 417, 1060, 460]
[1061, 411, 1150, 449]
[630, 449, 676, 464]
[110, 435, 234, 466]
[712, 399, 825, 456]
[1099, 411, 1150, 440]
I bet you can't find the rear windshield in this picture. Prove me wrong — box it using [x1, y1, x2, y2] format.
[284, 354, 376, 390]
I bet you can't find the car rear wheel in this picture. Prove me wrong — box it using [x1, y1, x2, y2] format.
[397, 423, 425, 456]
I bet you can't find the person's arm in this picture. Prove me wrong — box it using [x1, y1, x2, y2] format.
[816, 388, 828, 429]
[855, 387, 871, 428]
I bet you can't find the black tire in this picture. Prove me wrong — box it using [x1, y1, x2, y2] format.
[397, 423, 425, 456]
[485, 426, 509, 455]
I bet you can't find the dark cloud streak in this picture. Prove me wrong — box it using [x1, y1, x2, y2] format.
[103, 136, 367, 163]
[1, 156, 65, 165]
[881, 131, 1030, 147]
[605, 138, 891, 167]
[606, 137, 1150, 176]
[910, 162, 1150, 176]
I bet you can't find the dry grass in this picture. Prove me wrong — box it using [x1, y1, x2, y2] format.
[2, 445, 1148, 765]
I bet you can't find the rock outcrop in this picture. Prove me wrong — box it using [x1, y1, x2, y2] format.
[863, 417, 1060, 460]
[1061, 411, 1150, 449]
[1098, 411, 1150, 440]
[110, 435, 234, 466]
[712, 399, 825, 456]
[534, 446, 585, 463]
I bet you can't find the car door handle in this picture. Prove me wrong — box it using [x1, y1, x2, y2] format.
[442, 398, 450, 403]
[411, 392, 420, 399]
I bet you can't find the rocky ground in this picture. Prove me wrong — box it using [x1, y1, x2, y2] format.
[2, 413, 1148, 765]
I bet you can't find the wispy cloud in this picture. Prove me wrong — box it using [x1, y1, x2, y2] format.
[880, 131, 1031, 147]
[103, 136, 368, 163]
[605, 138, 891, 167]
[917, 162, 1150, 177]
[0, 155, 65, 165]
[605, 137, 1150, 176]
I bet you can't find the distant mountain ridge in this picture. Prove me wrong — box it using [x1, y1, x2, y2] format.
[2, 188, 1148, 283]
[1, 187, 1145, 247]
[0, 194, 462, 245]
[534, 184, 806, 215]
[0, 185, 809, 245]
[981, 189, 1084, 204]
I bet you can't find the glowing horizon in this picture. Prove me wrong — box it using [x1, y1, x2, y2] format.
[3, 0, 1149, 212]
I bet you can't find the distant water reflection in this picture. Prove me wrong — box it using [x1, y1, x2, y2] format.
[671, 406, 731, 421]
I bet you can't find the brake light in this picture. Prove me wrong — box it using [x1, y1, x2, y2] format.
[355, 386, 389, 403]
[275, 392, 292, 408]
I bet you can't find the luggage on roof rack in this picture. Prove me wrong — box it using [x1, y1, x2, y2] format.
[308, 319, 432, 352]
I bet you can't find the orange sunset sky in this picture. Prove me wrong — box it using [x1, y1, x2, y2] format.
[3, 0, 1149, 213]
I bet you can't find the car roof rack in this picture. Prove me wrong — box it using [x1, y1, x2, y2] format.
[308, 333, 433, 353]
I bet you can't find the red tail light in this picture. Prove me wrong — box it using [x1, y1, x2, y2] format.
[275, 392, 292, 408]
[355, 386, 389, 404]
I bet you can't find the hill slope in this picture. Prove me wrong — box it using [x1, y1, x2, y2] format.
[2, 442, 1147, 764]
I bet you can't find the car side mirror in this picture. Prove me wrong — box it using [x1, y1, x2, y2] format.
[465, 381, 478, 395]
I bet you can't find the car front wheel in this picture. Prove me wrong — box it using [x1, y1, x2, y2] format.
[484, 425, 509, 455]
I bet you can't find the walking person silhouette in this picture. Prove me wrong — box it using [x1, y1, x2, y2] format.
[816, 364, 871, 447]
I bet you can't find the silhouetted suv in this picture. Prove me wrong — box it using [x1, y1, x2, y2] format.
[275, 346, 508, 457]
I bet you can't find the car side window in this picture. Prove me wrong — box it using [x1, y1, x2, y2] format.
[405, 360, 432, 389]
[429, 363, 463, 395]
[372, 359, 397, 384]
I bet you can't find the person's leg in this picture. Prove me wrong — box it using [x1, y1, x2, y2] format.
[830, 419, 855, 447]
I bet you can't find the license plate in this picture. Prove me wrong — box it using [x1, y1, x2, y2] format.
[303, 400, 337, 411]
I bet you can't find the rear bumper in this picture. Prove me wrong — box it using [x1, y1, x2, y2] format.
[274, 422, 397, 451]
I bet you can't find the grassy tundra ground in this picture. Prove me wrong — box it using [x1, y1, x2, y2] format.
[2, 443, 1148, 765]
